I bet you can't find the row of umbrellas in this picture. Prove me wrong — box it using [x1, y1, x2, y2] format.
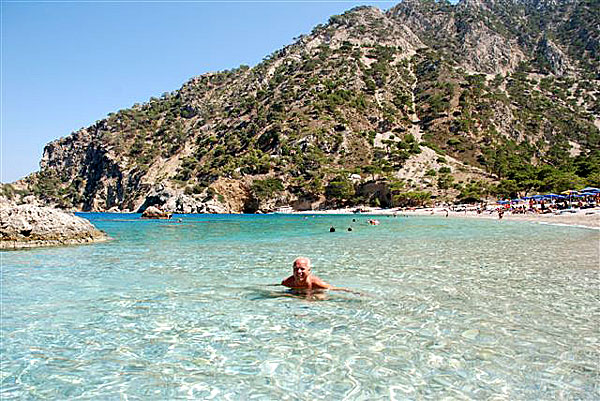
[498, 187, 600, 204]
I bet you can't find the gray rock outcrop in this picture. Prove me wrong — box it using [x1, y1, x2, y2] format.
[134, 182, 236, 214]
[1, 205, 108, 249]
[140, 205, 172, 219]
[535, 36, 573, 75]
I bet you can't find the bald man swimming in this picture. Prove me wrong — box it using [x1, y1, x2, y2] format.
[281, 257, 332, 291]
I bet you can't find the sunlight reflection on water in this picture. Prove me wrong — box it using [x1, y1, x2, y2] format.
[1, 213, 598, 399]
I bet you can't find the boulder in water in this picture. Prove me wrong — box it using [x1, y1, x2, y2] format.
[0, 205, 108, 249]
[141, 206, 172, 219]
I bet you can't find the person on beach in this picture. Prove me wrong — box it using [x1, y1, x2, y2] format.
[281, 257, 332, 290]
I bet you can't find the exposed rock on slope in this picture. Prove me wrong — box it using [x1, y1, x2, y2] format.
[0, 205, 108, 249]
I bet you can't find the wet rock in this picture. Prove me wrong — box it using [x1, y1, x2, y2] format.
[0, 205, 107, 249]
[141, 206, 172, 219]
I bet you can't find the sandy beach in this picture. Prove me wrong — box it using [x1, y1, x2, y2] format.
[296, 206, 600, 230]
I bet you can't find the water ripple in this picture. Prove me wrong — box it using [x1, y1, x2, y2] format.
[2, 214, 598, 399]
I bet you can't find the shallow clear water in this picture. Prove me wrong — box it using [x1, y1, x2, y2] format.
[1, 213, 599, 400]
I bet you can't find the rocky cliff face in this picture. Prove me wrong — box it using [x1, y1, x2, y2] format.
[9, 0, 599, 212]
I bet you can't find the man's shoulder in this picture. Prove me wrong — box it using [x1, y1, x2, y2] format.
[310, 275, 331, 289]
[281, 276, 294, 287]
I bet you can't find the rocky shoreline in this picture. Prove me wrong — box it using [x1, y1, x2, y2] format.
[1, 205, 108, 250]
[2, 202, 595, 252]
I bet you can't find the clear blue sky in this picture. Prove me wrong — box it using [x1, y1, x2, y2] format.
[1, 1, 399, 183]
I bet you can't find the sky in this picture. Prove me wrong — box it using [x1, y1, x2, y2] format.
[1, 0, 402, 183]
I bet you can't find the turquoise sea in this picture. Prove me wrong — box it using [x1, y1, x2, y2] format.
[1, 213, 599, 400]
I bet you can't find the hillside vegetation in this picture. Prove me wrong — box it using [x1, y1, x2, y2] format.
[4, 0, 599, 212]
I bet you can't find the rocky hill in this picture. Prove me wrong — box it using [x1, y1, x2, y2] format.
[3, 0, 599, 212]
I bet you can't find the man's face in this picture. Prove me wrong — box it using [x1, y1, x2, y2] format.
[293, 259, 311, 282]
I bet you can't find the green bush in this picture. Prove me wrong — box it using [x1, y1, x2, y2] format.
[0, 184, 15, 200]
[437, 174, 454, 190]
[325, 176, 355, 200]
[394, 191, 431, 207]
[251, 178, 284, 200]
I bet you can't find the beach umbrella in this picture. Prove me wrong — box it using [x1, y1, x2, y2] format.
[561, 190, 579, 205]
[579, 192, 596, 196]
[497, 200, 510, 204]
[544, 193, 560, 198]
[580, 187, 600, 193]
[510, 198, 522, 203]
[532, 195, 545, 200]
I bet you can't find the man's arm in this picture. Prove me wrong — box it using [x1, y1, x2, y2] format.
[310, 276, 333, 290]
[311, 277, 362, 295]
[311, 276, 361, 293]
[329, 286, 363, 295]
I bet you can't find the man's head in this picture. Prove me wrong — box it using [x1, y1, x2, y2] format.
[292, 257, 312, 282]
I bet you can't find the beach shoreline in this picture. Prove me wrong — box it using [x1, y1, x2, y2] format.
[294, 206, 600, 230]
